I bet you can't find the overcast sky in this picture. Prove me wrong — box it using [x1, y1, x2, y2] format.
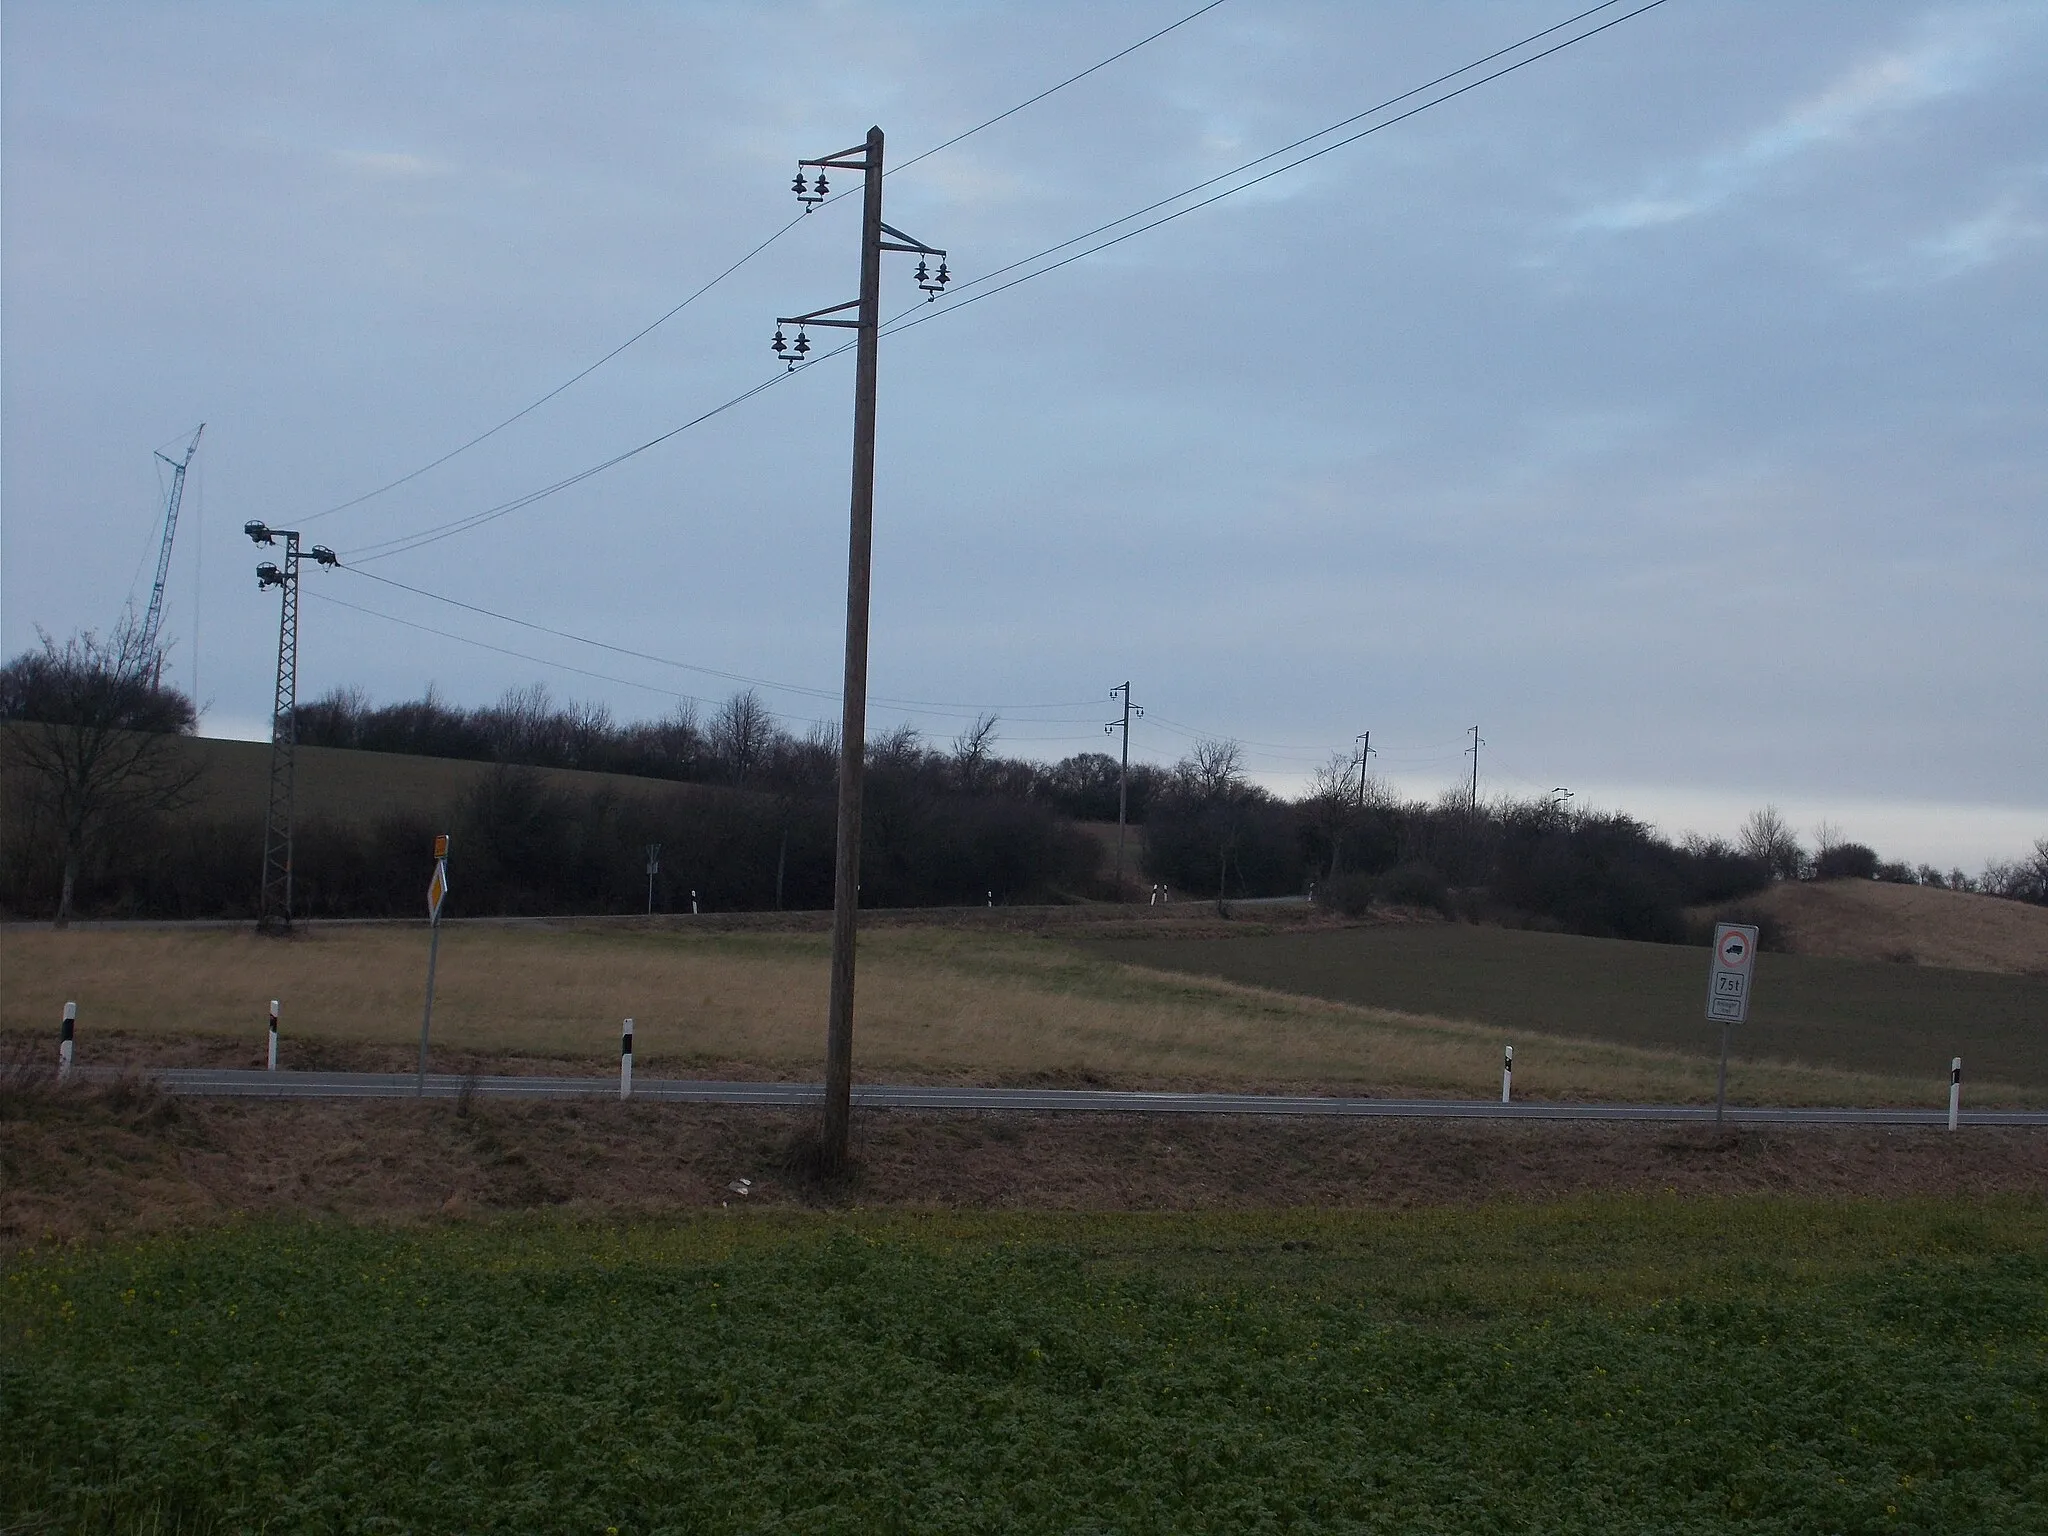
[4, 1, 2043, 867]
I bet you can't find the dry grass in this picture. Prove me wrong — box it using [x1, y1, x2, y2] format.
[1734, 878, 2048, 975]
[0, 921, 1996, 1106]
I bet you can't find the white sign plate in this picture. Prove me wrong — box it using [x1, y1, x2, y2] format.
[1706, 921, 1759, 1024]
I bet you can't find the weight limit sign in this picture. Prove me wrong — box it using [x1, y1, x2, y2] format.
[1706, 921, 1760, 1024]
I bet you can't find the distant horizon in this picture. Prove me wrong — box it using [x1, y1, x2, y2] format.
[180, 695, 2040, 876]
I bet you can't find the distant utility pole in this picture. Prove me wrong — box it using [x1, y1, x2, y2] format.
[775, 126, 949, 1172]
[644, 843, 661, 915]
[244, 521, 337, 932]
[1467, 725, 1484, 813]
[1107, 682, 1143, 900]
[1354, 731, 1374, 810]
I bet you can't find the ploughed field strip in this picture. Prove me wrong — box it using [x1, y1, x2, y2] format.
[111, 1067, 2048, 1124]
[1081, 924, 2048, 1091]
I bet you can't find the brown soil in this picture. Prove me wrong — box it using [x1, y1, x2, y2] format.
[1727, 879, 2048, 976]
[6, 1073, 2043, 1250]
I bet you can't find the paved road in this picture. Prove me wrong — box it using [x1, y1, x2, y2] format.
[120, 1068, 2048, 1126]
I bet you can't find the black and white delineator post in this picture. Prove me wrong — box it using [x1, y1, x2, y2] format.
[59, 1002, 76, 1082]
[1705, 921, 1760, 1128]
[620, 1018, 634, 1100]
[775, 125, 950, 1172]
[1501, 1045, 1514, 1104]
[268, 999, 280, 1071]
[1948, 1057, 1961, 1132]
[416, 834, 450, 1096]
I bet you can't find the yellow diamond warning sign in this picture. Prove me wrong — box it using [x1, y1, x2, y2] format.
[427, 860, 448, 921]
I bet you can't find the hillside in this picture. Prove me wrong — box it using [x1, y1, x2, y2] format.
[0, 724, 747, 828]
[1733, 878, 2048, 977]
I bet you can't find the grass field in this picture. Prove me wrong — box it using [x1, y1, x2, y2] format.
[0, 922, 2004, 1106]
[4, 1199, 2044, 1531]
[1084, 925, 2048, 1097]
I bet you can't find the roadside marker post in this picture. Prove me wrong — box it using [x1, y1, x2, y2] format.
[1949, 1058, 1961, 1132]
[1706, 922, 1760, 1129]
[620, 1019, 634, 1101]
[1501, 1045, 1513, 1105]
[59, 1002, 76, 1082]
[417, 834, 451, 1096]
[268, 1000, 280, 1071]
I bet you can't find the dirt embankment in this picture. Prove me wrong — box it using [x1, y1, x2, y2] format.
[1730, 879, 2048, 976]
[6, 1074, 2044, 1250]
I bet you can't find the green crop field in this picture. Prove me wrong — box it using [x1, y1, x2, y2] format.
[5, 1199, 2045, 1532]
[1082, 926, 2048, 1094]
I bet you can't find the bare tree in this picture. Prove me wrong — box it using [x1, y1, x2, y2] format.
[1302, 751, 1357, 879]
[1177, 737, 1247, 807]
[708, 689, 777, 784]
[1, 619, 202, 925]
[950, 713, 999, 793]
[1738, 805, 1805, 881]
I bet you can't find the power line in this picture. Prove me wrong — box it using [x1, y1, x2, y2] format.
[887, 0, 1232, 180]
[339, 566, 1105, 718]
[879, 0, 1670, 341]
[338, 0, 1669, 570]
[302, 1, 1232, 525]
[889, 0, 1638, 321]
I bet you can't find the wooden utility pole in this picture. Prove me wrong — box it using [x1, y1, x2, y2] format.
[1108, 682, 1141, 899]
[1355, 730, 1372, 810]
[1467, 725, 1483, 812]
[776, 127, 949, 1170]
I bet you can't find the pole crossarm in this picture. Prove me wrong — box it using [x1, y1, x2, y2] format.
[777, 300, 863, 329]
[877, 223, 945, 257]
[800, 145, 874, 171]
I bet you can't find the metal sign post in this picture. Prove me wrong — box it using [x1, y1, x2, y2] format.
[1706, 921, 1760, 1128]
[417, 834, 450, 1096]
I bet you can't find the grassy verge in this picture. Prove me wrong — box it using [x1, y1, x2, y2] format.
[0, 923, 1992, 1105]
[4, 1199, 2044, 1532]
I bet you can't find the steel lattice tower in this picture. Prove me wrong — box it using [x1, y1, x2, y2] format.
[246, 523, 337, 932]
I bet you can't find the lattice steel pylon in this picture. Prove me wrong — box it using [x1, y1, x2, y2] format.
[247, 523, 338, 933]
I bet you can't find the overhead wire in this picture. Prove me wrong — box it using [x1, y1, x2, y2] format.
[878, 0, 1670, 342]
[302, 0, 1234, 526]
[338, 0, 1668, 568]
[338, 565, 1107, 719]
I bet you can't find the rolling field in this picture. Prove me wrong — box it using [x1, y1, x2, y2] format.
[1084, 925, 2048, 1096]
[5, 1199, 2045, 1531]
[0, 725, 735, 827]
[0, 922, 2009, 1107]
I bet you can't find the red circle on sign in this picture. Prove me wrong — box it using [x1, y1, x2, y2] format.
[1718, 930, 1751, 968]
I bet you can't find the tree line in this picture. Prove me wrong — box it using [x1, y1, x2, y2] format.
[6, 625, 2045, 929]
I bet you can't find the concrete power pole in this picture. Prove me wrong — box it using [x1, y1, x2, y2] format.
[245, 521, 337, 933]
[775, 127, 949, 1170]
[1107, 682, 1142, 900]
[1354, 730, 1373, 810]
[1467, 724, 1484, 812]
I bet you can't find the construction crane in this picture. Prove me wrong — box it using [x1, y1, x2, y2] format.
[140, 424, 204, 678]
